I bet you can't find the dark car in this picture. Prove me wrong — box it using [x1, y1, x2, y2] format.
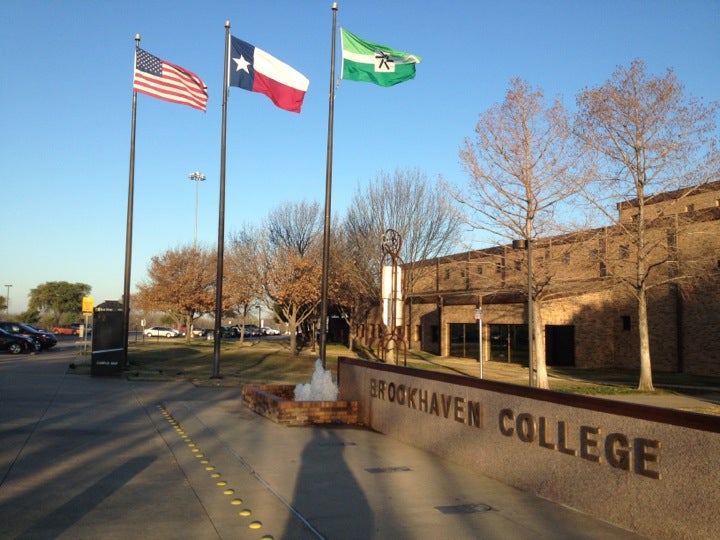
[205, 326, 237, 340]
[0, 321, 56, 351]
[23, 324, 58, 349]
[0, 328, 36, 354]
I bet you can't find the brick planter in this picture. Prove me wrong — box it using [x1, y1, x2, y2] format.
[242, 384, 361, 426]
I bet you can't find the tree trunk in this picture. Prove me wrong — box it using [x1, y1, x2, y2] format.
[347, 319, 355, 352]
[533, 302, 549, 389]
[286, 310, 299, 356]
[637, 286, 655, 391]
[185, 313, 192, 344]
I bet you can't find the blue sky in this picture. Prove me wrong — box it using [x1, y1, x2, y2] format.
[1, 0, 718, 313]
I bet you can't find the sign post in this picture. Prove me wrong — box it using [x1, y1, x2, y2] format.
[82, 296, 94, 353]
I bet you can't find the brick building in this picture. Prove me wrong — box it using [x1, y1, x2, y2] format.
[355, 181, 720, 377]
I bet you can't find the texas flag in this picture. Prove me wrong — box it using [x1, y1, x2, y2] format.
[230, 36, 309, 113]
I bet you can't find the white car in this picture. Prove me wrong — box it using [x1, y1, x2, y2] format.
[263, 327, 281, 335]
[145, 326, 181, 338]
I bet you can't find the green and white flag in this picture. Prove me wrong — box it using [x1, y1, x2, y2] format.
[340, 28, 421, 87]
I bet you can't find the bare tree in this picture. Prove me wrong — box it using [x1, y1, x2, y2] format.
[264, 201, 323, 354]
[330, 227, 376, 351]
[344, 168, 461, 351]
[454, 78, 588, 388]
[226, 226, 265, 342]
[575, 59, 719, 390]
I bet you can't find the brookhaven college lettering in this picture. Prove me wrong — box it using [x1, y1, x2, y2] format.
[369, 377, 662, 479]
[370, 378, 483, 428]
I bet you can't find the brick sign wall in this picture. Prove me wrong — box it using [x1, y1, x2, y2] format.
[338, 357, 720, 539]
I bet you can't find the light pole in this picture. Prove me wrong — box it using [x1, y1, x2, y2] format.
[3, 284, 10, 314]
[188, 171, 206, 248]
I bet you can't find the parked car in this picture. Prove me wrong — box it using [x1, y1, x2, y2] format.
[22, 324, 58, 349]
[72, 323, 92, 336]
[0, 321, 55, 350]
[205, 327, 236, 340]
[145, 326, 181, 338]
[0, 328, 36, 354]
[243, 324, 262, 336]
[262, 327, 281, 335]
[52, 325, 77, 335]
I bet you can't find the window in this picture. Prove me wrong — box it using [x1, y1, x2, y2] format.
[444, 268, 450, 280]
[477, 265, 483, 275]
[619, 245, 630, 259]
[514, 260, 522, 271]
[622, 316, 631, 331]
[562, 252, 570, 265]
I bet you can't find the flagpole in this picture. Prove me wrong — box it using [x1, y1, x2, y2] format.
[319, 2, 338, 368]
[212, 21, 231, 378]
[122, 34, 140, 366]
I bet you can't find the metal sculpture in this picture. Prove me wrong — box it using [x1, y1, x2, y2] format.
[380, 229, 407, 365]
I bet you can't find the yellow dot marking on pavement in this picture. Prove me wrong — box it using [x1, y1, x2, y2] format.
[162, 406, 273, 537]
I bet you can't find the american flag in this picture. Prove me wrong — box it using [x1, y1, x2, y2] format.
[133, 48, 208, 111]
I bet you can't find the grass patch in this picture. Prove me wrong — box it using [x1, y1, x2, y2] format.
[124, 339, 354, 386]
[74, 339, 720, 415]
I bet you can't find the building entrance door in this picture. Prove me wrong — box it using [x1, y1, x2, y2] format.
[449, 323, 480, 359]
[488, 324, 529, 365]
[545, 325, 575, 366]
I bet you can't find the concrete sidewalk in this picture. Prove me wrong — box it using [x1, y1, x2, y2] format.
[1, 351, 645, 539]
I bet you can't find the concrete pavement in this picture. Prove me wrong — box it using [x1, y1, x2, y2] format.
[1, 348, 652, 539]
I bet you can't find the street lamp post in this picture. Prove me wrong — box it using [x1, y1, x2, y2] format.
[188, 172, 206, 248]
[3, 284, 11, 314]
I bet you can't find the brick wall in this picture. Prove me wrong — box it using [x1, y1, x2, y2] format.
[356, 182, 720, 376]
[242, 384, 360, 426]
